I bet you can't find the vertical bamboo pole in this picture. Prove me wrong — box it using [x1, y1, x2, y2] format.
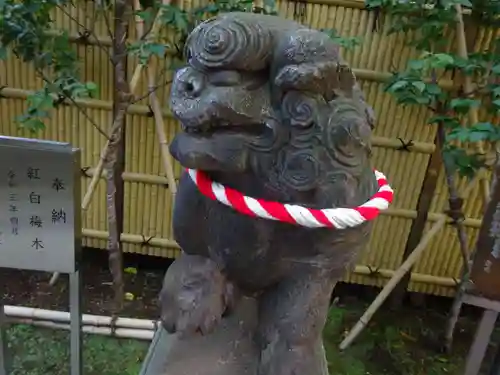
[133, 0, 177, 195]
[455, 4, 489, 201]
[146, 62, 178, 195]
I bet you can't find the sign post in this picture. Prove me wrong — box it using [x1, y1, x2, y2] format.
[0, 136, 82, 375]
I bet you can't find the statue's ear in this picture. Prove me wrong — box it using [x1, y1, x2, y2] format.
[274, 61, 359, 103]
[272, 29, 342, 101]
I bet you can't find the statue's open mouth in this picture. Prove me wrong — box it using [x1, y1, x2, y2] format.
[170, 121, 271, 172]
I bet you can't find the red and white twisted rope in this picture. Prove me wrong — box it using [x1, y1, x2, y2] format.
[186, 168, 393, 229]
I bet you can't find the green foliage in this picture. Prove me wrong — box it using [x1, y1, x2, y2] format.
[322, 300, 467, 375]
[7, 324, 147, 375]
[1, 0, 362, 133]
[366, 0, 500, 178]
[0, 0, 98, 131]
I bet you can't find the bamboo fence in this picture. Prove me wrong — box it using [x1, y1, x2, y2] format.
[0, 0, 494, 296]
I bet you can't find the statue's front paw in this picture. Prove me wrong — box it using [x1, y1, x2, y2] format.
[159, 255, 238, 338]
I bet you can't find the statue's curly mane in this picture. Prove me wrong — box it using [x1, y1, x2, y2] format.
[172, 12, 377, 207]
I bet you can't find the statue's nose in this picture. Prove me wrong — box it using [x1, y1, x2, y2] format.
[173, 67, 205, 98]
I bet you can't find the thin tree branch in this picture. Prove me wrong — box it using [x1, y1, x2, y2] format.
[131, 78, 172, 104]
[34, 69, 110, 140]
[56, 4, 111, 58]
[97, 2, 115, 42]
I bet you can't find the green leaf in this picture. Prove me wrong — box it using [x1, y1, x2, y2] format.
[85, 82, 98, 94]
[412, 81, 426, 92]
[446, 129, 464, 141]
[124, 267, 138, 275]
[175, 16, 189, 31]
[135, 10, 154, 23]
[148, 43, 167, 57]
[415, 96, 430, 104]
[19, 118, 46, 132]
[428, 115, 460, 129]
[432, 53, 454, 68]
[425, 83, 441, 95]
[492, 64, 500, 74]
[27, 92, 54, 112]
[388, 80, 408, 92]
[450, 98, 481, 112]
[408, 60, 425, 70]
[447, 123, 500, 143]
[468, 132, 489, 142]
[365, 0, 383, 9]
[456, 0, 472, 6]
[263, 0, 277, 10]
[124, 292, 135, 301]
[472, 122, 496, 132]
[0, 46, 7, 60]
[442, 146, 483, 180]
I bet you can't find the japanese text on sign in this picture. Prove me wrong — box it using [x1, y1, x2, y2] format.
[0, 136, 81, 273]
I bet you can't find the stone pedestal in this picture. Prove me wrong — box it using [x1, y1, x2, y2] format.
[140, 298, 258, 375]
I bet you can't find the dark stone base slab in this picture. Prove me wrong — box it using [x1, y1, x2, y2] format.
[140, 298, 258, 375]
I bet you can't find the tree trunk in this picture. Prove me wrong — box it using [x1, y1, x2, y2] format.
[105, 0, 132, 317]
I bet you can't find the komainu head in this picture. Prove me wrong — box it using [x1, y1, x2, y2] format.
[169, 12, 376, 205]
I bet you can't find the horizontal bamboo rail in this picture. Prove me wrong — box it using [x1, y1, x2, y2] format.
[83, 228, 180, 249]
[353, 265, 458, 287]
[81, 228, 460, 287]
[384, 209, 482, 228]
[371, 136, 435, 154]
[1, 87, 157, 116]
[82, 167, 176, 186]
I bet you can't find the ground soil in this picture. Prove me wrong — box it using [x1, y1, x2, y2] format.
[0, 246, 486, 322]
[0, 248, 172, 320]
[1, 247, 498, 374]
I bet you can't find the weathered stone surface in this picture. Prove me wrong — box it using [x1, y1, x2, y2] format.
[141, 298, 258, 375]
[158, 12, 377, 375]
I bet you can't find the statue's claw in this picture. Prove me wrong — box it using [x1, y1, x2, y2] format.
[159, 254, 239, 338]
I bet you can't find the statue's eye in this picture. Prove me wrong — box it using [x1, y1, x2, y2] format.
[208, 70, 242, 86]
